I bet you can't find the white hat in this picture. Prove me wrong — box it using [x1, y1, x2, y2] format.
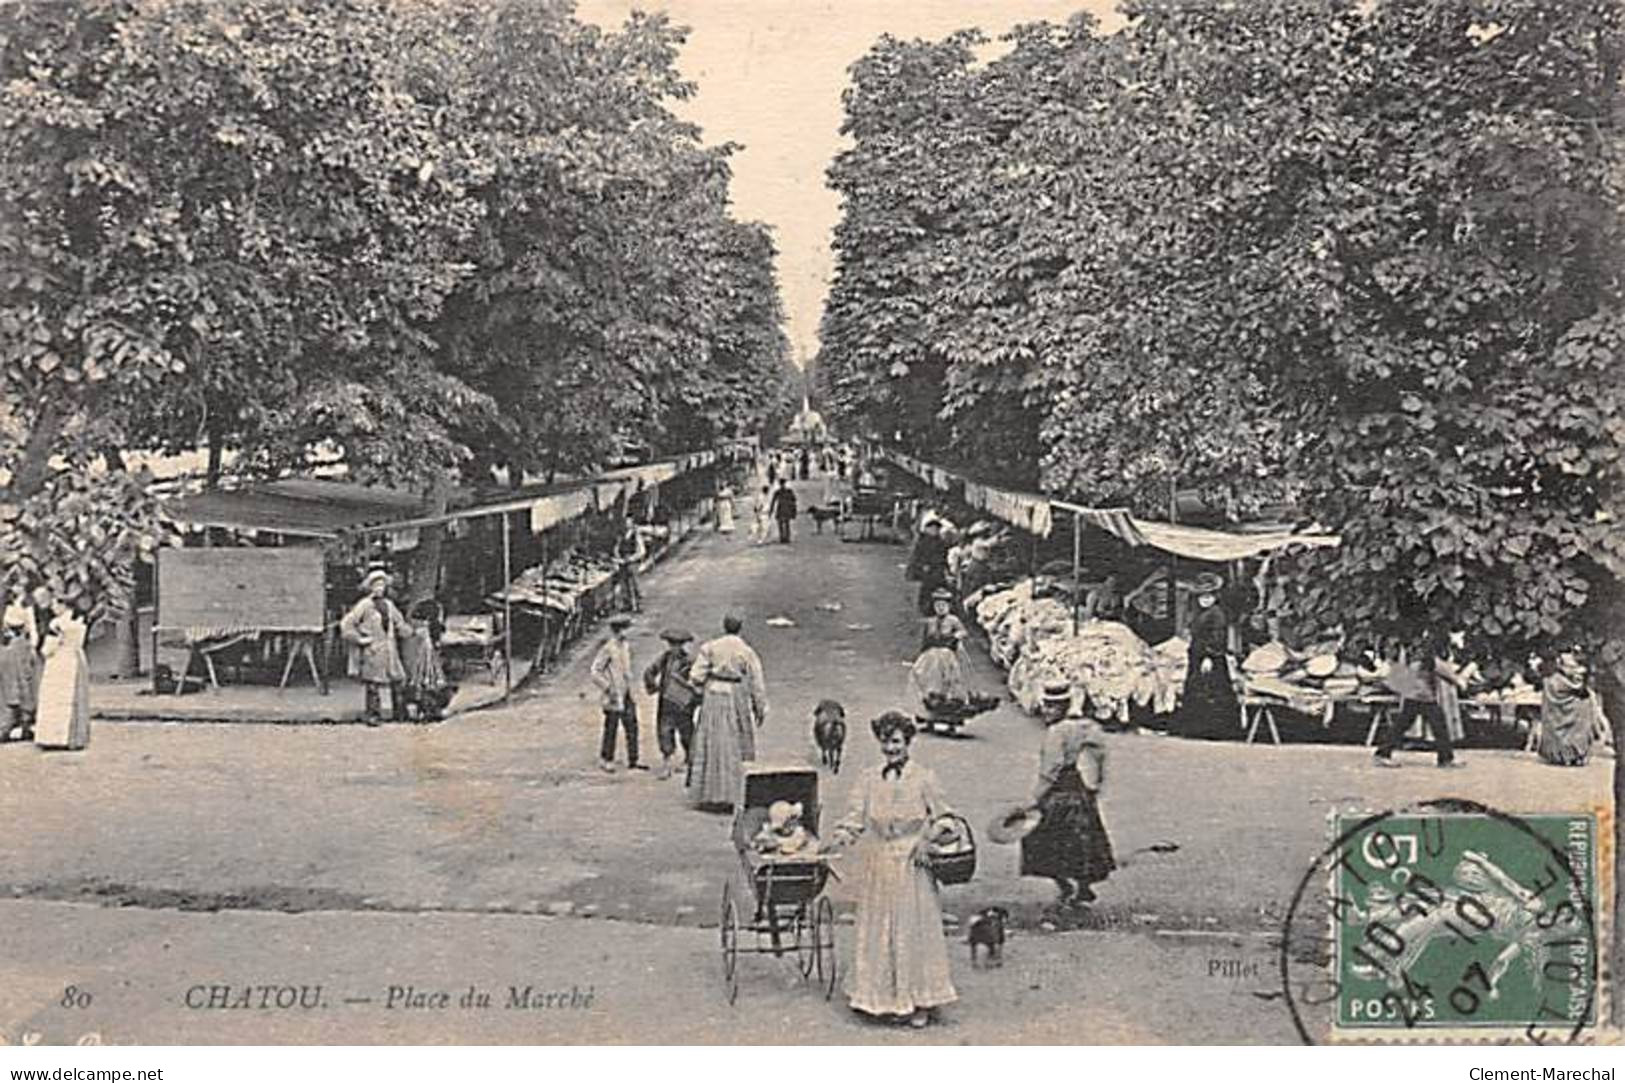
[361, 569, 391, 591]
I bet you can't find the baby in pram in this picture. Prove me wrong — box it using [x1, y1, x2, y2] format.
[753, 800, 818, 858]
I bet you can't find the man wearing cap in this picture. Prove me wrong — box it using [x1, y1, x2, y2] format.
[591, 615, 644, 773]
[340, 570, 412, 724]
[643, 627, 699, 780]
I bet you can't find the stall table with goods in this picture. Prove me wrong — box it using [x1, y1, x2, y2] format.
[967, 576, 1186, 724]
[490, 553, 619, 670]
[1236, 643, 1545, 747]
[439, 614, 506, 685]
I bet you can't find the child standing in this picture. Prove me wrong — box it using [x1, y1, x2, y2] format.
[0, 613, 38, 742]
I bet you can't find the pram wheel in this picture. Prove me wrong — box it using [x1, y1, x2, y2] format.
[814, 896, 838, 1000]
[795, 906, 816, 978]
[720, 880, 740, 1004]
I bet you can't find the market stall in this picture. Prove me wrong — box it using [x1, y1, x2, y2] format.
[152, 546, 329, 694]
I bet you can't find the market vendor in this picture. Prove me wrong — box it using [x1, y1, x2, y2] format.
[1169, 574, 1237, 740]
[1536, 650, 1605, 767]
[1085, 574, 1124, 623]
[340, 569, 413, 725]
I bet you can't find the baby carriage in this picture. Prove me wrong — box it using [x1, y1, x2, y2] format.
[719, 766, 839, 1004]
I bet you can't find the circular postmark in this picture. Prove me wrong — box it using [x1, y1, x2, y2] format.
[1279, 799, 1600, 1045]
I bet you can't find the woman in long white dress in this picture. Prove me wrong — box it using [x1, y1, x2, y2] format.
[750, 485, 772, 545]
[35, 600, 90, 751]
[826, 711, 958, 1027]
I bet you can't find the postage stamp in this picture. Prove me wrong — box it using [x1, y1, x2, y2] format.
[1280, 800, 1609, 1045]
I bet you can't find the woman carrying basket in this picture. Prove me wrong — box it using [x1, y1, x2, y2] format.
[1020, 687, 1116, 910]
[825, 711, 958, 1028]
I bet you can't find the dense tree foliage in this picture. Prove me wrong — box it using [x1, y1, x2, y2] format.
[820, 0, 1625, 667]
[0, 0, 794, 613]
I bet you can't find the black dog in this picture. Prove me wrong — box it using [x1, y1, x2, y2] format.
[967, 906, 1009, 967]
[806, 504, 843, 534]
[813, 699, 847, 773]
[404, 683, 458, 723]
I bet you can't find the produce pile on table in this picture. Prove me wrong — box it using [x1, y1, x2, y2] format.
[970, 578, 1186, 718]
[498, 551, 618, 613]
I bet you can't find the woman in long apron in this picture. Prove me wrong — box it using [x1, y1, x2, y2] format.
[686, 616, 768, 808]
[34, 599, 91, 751]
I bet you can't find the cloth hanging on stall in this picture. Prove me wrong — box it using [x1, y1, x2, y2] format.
[1129, 521, 1340, 562]
[529, 490, 593, 534]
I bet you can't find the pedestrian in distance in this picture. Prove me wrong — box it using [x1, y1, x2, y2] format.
[340, 569, 413, 725]
[715, 483, 737, 534]
[644, 627, 700, 780]
[750, 485, 772, 545]
[769, 479, 798, 544]
[614, 519, 645, 613]
[592, 615, 645, 773]
[686, 613, 769, 809]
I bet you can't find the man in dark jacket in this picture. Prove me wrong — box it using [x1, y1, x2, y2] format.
[769, 480, 798, 544]
[906, 518, 950, 615]
[644, 628, 699, 779]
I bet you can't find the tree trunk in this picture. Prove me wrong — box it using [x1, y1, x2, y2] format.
[115, 598, 142, 679]
[206, 428, 223, 489]
[5, 397, 65, 502]
[405, 472, 453, 609]
[1597, 657, 1625, 1029]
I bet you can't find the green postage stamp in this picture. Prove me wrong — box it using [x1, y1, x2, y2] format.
[1331, 810, 1600, 1035]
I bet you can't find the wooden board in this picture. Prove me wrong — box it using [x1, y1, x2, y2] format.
[157, 547, 326, 633]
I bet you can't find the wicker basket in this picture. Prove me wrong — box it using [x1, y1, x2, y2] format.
[926, 813, 976, 886]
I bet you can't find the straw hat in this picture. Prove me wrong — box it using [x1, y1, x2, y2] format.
[360, 569, 391, 591]
[987, 804, 1043, 845]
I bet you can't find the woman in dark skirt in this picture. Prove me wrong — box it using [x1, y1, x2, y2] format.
[1021, 689, 1116, 909]
[1171, 579, 1237, 740]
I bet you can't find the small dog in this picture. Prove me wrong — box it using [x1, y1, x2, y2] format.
[404, 683, 458, 723]
[812, 699, 847, 773]
[966, 906, 1009, 967]
[806, 504, 843, 534]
